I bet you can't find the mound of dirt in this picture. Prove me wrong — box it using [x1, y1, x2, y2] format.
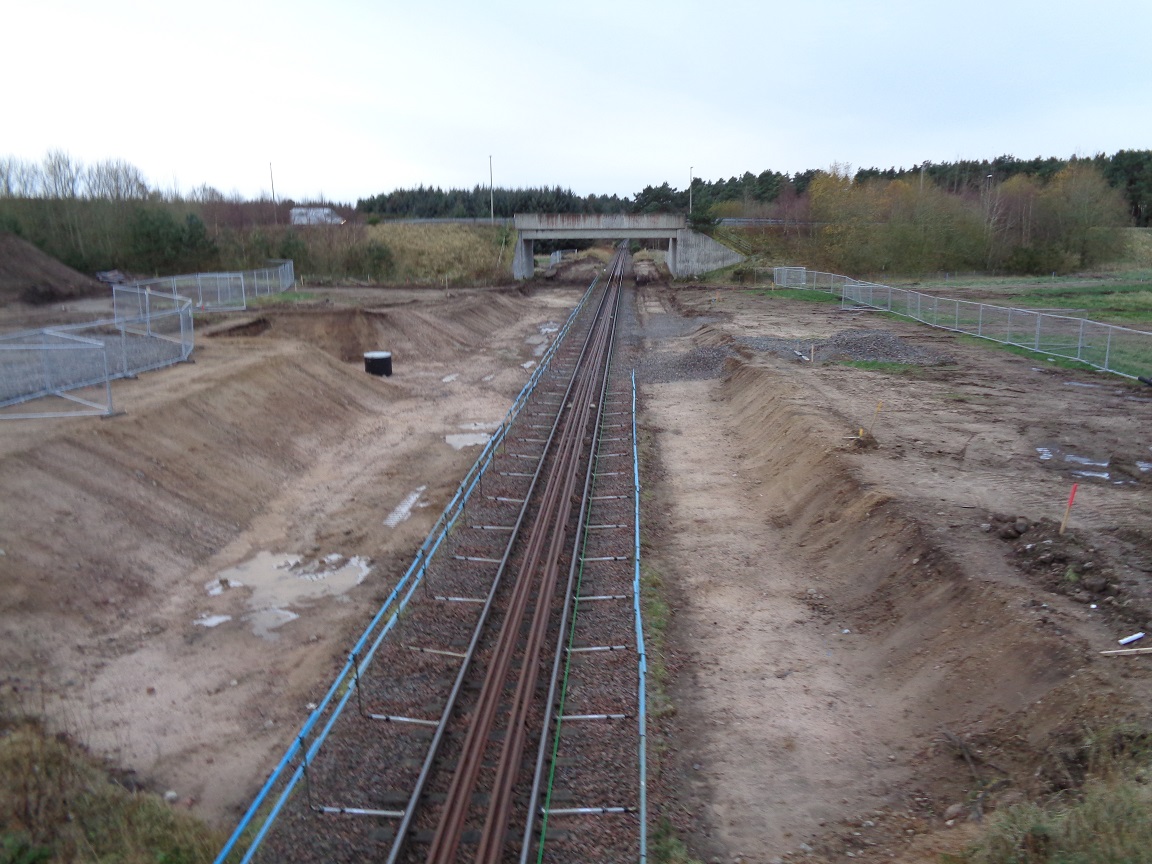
[0, 232, 105, 306]
[543, 255, 605, 284]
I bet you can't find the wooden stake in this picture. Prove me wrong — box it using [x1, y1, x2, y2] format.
[1101, 646, 1152, 656]
[1059, 483, 1079, 535]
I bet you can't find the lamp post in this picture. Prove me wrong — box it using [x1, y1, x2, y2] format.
[689, 166, 693, 215]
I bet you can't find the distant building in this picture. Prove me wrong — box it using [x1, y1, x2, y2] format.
[95, 269, 128, 285]
[290, 207, 346, 226]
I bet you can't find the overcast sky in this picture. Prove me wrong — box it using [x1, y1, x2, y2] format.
[5, 0, 1149, 204]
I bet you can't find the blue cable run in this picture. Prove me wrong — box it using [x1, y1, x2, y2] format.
[632, 369, 648, 863]
[214, 277, 599, 864]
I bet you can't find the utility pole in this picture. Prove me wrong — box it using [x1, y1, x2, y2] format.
[489, 155, 494, 222]
[269, 162, 278, 224]
[689, 166, 693, 215]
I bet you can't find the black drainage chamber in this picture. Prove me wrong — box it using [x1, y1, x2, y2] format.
[364, 351, 393, 377]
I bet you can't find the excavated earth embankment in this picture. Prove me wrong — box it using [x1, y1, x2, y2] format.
[0, 286, 579, 823]
[639, 285, 1152, 863]
[3, 280, 1151, 864]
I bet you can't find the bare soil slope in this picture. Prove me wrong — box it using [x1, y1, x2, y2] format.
[0, 232, 105, 306]
[0, 286, 577, 823]
[640, 286, 1152, 863]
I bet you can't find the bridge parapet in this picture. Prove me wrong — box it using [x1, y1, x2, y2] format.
[514, 213, 685, 234]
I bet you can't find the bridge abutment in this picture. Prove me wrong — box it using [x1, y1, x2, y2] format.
[512, 237, 535, 280]
[511, 214, 743, 280]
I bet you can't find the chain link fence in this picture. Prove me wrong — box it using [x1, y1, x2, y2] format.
[771, 266, 863, 294]
[772, 267, 1152, 381]
[1, 288, 193, 418]
[1, 260, 295, 419]
[128, 259, 295, 311]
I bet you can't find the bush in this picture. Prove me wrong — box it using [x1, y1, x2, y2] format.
[128, 209, 219, 274]
[0, 721, 220, 863]
[1003, 244, 1078, 275]
[344, 239, 394, 281]
[964, 781, 1152, 864]
[963, 727, 1152, 864]
[276, 230, 309, 272]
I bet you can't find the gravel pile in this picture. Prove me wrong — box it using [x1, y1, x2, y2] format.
[740, 328, 954, 366]
[643, 312, 722, 341]
[636, 345, 735, 384]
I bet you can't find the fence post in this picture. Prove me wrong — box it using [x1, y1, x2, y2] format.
[102, 346, 114, 416]
[978, 304, 983, 337]
[120, 321, 129, 377]
[1077, 318, 1085, 361]
[41, 340, 52, 397]
[1007, 308, 1013, 344]
[1035, 314, 1042, 351]
[1104, 327, 1112, 371]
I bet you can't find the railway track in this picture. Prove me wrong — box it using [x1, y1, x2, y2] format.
[223, 248, 644, 863]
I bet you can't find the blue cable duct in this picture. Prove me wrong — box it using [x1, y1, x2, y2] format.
[631, 369, 648, 863]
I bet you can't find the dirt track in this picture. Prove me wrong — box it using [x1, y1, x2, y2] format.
[3, 281, 1152, 862]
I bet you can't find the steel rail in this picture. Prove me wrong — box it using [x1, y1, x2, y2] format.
[518, 252, 627, 863]
[380, 266, 622, 864]
[477, 254, 626, 863]
[426, 250, 628, 864]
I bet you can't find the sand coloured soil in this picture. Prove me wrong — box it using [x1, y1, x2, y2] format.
[0, 286, 579, 822]
[1, 280, 1151, 863]
[640, 286, 1152, 862]
[0, 232, 105, 308]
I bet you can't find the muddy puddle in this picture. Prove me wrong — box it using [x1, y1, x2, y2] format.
[1036, 444, 1152, 482]
[206, 551, 373, 640]
[445, 421, 499, 451]
[525, 321, 560, 357]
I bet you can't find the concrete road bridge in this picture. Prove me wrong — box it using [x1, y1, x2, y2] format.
[512, 213, 744, 280]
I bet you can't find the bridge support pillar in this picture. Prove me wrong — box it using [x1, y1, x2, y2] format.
[512, 235, 535, 280]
